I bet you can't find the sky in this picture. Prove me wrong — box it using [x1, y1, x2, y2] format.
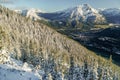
[1, 0, 120, 12]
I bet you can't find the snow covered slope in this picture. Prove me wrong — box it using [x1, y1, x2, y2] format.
[0, 50, 43, 80]
[59, 4, 104, 22]
[15, 8, 43, 21]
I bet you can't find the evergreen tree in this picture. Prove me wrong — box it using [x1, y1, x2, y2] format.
[68, 56, 74, 80]
[83, 60, 89, 80]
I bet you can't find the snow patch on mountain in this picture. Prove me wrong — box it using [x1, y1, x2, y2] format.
[55, 4, 105, 23]
[15, 8, 44, 21]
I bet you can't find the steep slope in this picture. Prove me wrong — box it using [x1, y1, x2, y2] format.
[0, 6, 120, 79]
[0, 50, 42, 80]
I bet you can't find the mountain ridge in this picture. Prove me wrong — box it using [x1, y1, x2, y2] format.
[14, 4, 120, 25]
[39, 4, 106, 24]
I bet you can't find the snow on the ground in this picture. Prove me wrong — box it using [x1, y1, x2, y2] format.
[0, 50, 43, 80]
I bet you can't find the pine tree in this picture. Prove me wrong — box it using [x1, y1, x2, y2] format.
[68, 56, 74, 80]
[83, 60, 89, 80]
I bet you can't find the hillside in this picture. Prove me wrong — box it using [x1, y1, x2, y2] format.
[0, 5, 120, 80]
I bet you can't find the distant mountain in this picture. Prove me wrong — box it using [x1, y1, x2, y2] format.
[39, 4, 106, 25]
[100, 8, 120, 24]
[15, 8, 44, 20]
[15, 5, 120, 26]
